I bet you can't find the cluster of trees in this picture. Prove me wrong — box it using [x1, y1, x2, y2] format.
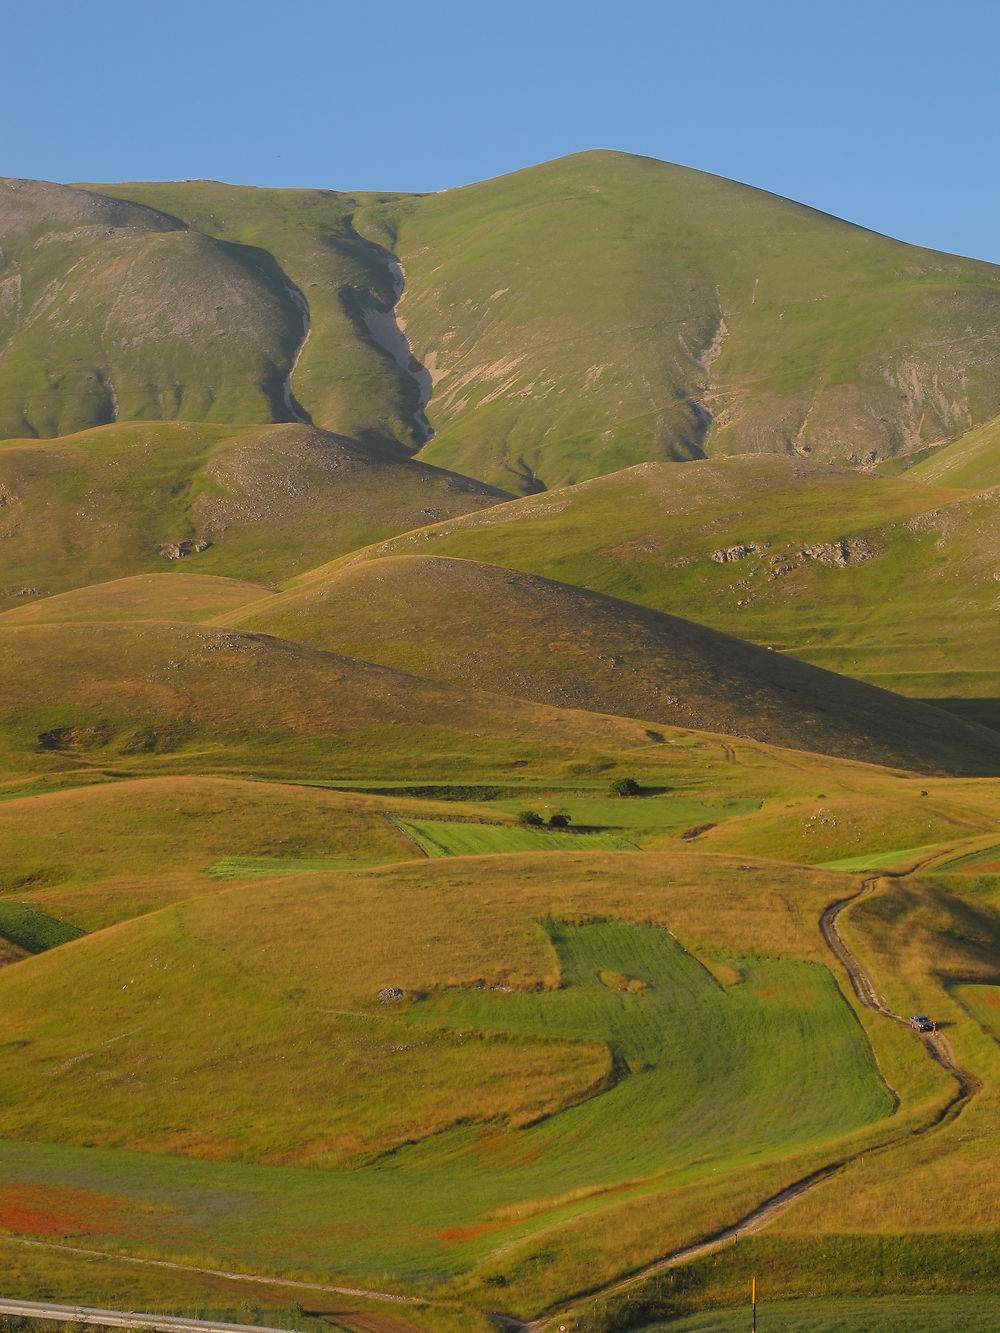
[516, 777, 641, 827]
[516, 809, 570, 828]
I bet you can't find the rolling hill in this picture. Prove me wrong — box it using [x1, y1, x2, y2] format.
[228, 551, 1000, 775]
[0, 419, 508, 607]
[0, 179, 309, 437]
[0, 616, 689, 782]
[329, 452, 1000, 724]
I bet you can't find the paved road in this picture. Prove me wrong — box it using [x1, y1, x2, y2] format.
[0, 1297, 302, 1333]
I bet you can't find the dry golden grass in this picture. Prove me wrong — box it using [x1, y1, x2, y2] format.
[0, 851, 849, 1168]
[224, 552, 1000, 775]
[0, 775, 476, 930]
[696, 788, 998, 865]
[0, 574, 271, 625]
[769, 873, 1000, 1237]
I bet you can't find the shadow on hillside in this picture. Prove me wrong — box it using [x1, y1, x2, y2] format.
[920, 698, 1000, 735]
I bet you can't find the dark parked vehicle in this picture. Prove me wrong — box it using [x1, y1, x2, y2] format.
[911, 1014, 935, 1032]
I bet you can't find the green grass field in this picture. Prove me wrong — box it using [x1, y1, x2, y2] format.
[205, 855, 380, 878]
[643, 1294, 1000, 1331]
[494, 795, 761, 830]
[818, 843, 949, 872]
[0, 912, 893, 1298]
[0, 902, 83, 954]
[396, 818, 638, 856]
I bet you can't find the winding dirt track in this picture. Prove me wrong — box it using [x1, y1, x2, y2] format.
[6, 1237, 424, 1306]
[500, 876, 981, 1332]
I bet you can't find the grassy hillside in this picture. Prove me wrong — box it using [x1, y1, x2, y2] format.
[0, 420, 508, 607]
[332, 454, 1000, 723]
[230, 552, 1000, 775]
[0, 573, 271, 624]
[353, 151, 1000, 490]
[5, 155, 1000, 1333]
[91, 179, 431, 451]
[906, 410, 1000, 488]
[12, 155, 1000, 490]
[0, 179, 310, 437]
[0, 617, 686, 782]
[0, 852, 899, 1300]
[0, 776, 454, 930]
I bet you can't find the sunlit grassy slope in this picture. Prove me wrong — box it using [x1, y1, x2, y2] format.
[334, 453, 1000, 722]
[0, 573, 270, 624]
[0, 853, 895, 1293]
[0, 419, 507, 607]
[0, 776, 450, 929]
[354, 151, 1000, 490]
[5, 153, 1000, 1333]
[228, 550, 1000, 774]
[0, 618, 694, 783]
[89, 178, 432, 450]
[906, 410, 1000, 488]
[0, 179, 308, 437]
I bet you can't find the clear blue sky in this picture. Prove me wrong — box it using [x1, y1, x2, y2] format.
[6, 0, 999, 262]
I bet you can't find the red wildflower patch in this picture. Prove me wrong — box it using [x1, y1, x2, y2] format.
[436, 1221, 506, 1244]
[0, 1183, 123, 1237]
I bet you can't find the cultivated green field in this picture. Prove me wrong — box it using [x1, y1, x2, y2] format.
[0, 901, 82, 953]
[397, 818, 638, 855]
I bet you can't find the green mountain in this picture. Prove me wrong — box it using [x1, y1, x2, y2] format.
[0, 419, 508, 606]
[363, 151, 1000, 490]
[6, 155, 1000, 497]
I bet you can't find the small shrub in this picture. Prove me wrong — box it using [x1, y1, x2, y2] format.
[548, 813, 571, 828]
[609, 777, 640, 797]
[516, 809, 544, 826]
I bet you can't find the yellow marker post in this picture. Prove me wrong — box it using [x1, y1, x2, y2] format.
[751, 1275, 757, 1332]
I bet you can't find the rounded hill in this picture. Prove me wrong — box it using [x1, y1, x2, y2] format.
[231, 552, 1000, 776]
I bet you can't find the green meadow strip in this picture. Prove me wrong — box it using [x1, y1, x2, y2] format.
[0, 902, 84, 953]
[818, 842, 949, 872]
[206, 856, 376, 879]
[395, 819, 638, 858]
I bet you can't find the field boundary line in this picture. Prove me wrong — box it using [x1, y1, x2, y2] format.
[0, 1297, 304, 1333]
[6, 1238, 423, 1307]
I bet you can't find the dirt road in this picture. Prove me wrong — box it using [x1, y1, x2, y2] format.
[508, 876, 979, 1331]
